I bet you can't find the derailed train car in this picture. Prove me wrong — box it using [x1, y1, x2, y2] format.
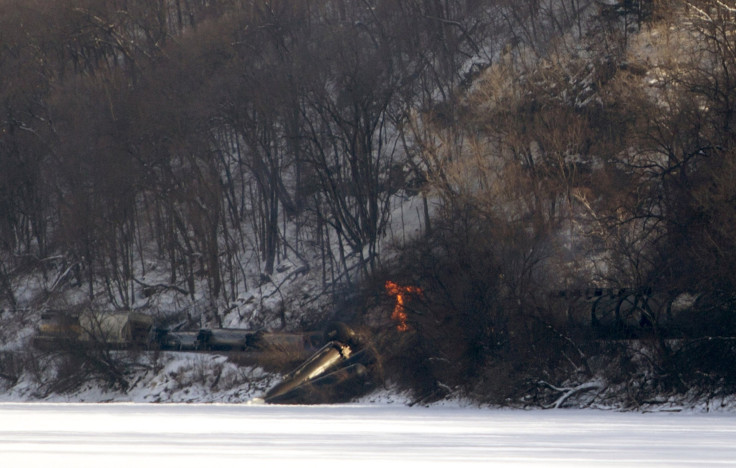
[33, 310, 376, 403]
[262, 323, 379, 404]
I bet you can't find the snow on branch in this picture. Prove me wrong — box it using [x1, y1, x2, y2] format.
[538, 380, 603, 409]
[688, 1, 736, 24]
[715, 0, 736, 15]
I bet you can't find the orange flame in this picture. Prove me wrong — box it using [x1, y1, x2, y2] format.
[385, 280, 422, 332]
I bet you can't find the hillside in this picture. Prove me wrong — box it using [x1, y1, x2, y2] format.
[1, 0, 736, 407]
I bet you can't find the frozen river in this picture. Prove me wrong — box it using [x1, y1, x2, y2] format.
[1, 403, 734, 467]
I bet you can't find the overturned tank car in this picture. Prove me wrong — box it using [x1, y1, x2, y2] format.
[263, 323, 379, 404]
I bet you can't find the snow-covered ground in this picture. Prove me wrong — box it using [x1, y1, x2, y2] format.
[2, 402, 735, 467]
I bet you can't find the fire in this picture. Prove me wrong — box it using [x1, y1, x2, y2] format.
[385, 280, 422, 332]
